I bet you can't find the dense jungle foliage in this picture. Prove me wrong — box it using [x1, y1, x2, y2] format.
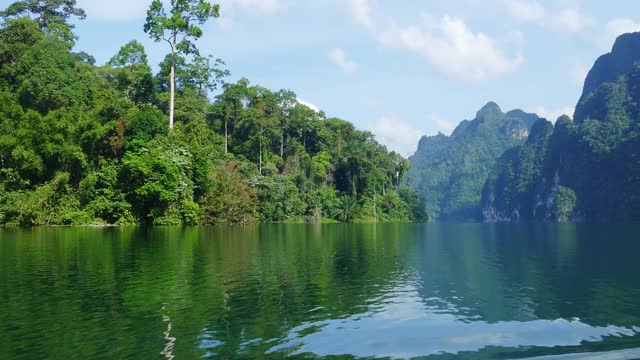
[481, 32, 640, 222]
[0, 0, 427, 226]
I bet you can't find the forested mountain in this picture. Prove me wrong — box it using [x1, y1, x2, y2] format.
[481, 32, 640, 222]
[407, 102, 539, 220]
[0, 1, 427, 226]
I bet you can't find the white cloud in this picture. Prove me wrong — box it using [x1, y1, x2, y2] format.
[349, 0, 374, 31]
[547, 7, 596, 33]
[499, 0, 596, 33]
[600, 18, 640, 50]
[297, 98, 320, 112]
[78, 0, 283, 21]
[378, 14, 523, 81]
[75, 0, 284, 41]
[569, 63, 589, 86]
[530, 106, 574, 122]
[426, 113, 456, 135]
[327, 48, 358, 73]
[219, 0, 284, 15]
[502, 0, 545, 22]
[373, 115, 423, 156]
[78, 0, 151, 21]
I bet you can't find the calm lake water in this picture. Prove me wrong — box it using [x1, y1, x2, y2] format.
[1, 224, 640, 359]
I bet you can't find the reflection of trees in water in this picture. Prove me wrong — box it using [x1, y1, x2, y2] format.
[190, 224, 416, 357]
[2, 224, 640, 359]
[410, 223, 640, 328]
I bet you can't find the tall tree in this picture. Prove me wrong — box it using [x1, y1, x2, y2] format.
[186, 55, 228, 97]
[143, 0, 220, 130]
[276, 89, 296, 158]
[244, 86, 278, 175]
[0, 17, 43, 88]
[216, 78, 248, 154]
[0, 0, 85, 44]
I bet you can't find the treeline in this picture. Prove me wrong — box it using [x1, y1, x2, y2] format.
[0, 0, 427, 225]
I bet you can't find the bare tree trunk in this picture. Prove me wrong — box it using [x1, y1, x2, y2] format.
[280, 129, 284, 158]
[373, 184, 377, 223]
[259, 130, 263, 175]
[169, 35, 176, 130]
[224, 119, 228, 154]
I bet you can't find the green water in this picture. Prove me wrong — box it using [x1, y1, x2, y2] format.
[1, 224, 640, 359]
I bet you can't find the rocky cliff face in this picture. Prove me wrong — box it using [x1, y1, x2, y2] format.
[481, 119, 562, 222]
[408, 102, 539, 220]
[481, 32, 640, 223]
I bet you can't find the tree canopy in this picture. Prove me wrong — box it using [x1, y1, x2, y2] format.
[0, 3, 427, 226]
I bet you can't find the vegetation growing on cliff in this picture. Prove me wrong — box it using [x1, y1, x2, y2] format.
[407, 102, 539, 221]
[481, 33, 640, 222]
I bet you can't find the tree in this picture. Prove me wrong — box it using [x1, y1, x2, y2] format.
[0, 17, 43, 89]
[244, 86, 278, 175]
[185, 55, 229, 97]
[331, 195, 357, 222]
[125, 105, 167, 143]
[108, 40, 148, 67]
[0, 0, 86, 44]
[108, 41, 155, 105]
[156, 53, 189, 92]
[143, 0, 220, 130]
[72, 51, 95, 65]
[276, 89, 296, 158]
[200, 161, 256, 224]
[17, 37, 91, 113]
[156, 53, 228, 101]
[216, 78, 248, 154]
[553, 186, 577, 222]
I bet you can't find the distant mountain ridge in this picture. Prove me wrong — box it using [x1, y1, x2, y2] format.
[408, 102, 540, 220]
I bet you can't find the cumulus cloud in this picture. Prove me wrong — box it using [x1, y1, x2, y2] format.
[373, 115, 423, 156]
[502, 0, 545, 22]
[600, 18, 640, 49]
[530, 106, 574, 122]
[77, 0, 151, 21]
[297, 99, 320, 112]
[219, 0, 284, 16]
[378, 14, 523, 81]
[327, 48, 358, 73]
[500, 0, 595, 33]
[349, 0, 374, 31]
[547, 7, 596, 33]
[78, 0, 284, 21]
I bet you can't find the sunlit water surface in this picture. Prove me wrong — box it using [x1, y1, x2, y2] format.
[1, 223, 640, 359]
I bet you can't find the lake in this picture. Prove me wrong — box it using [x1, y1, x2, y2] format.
[1, 224, 640, 359]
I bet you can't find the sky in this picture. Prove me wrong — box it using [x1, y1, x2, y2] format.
[2, 0, 640, 156]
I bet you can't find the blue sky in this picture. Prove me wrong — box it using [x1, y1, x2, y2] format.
[3, 0, 639, 156]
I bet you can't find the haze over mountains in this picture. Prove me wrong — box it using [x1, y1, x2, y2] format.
[409, 32, 640, 222]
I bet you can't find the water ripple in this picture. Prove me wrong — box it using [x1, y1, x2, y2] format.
[267, 281, 640, 359]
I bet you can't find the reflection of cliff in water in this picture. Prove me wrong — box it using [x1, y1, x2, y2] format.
[2, 224, 640, 359]
[270, 223, 640, 359]
[409, 224, 640, 328]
